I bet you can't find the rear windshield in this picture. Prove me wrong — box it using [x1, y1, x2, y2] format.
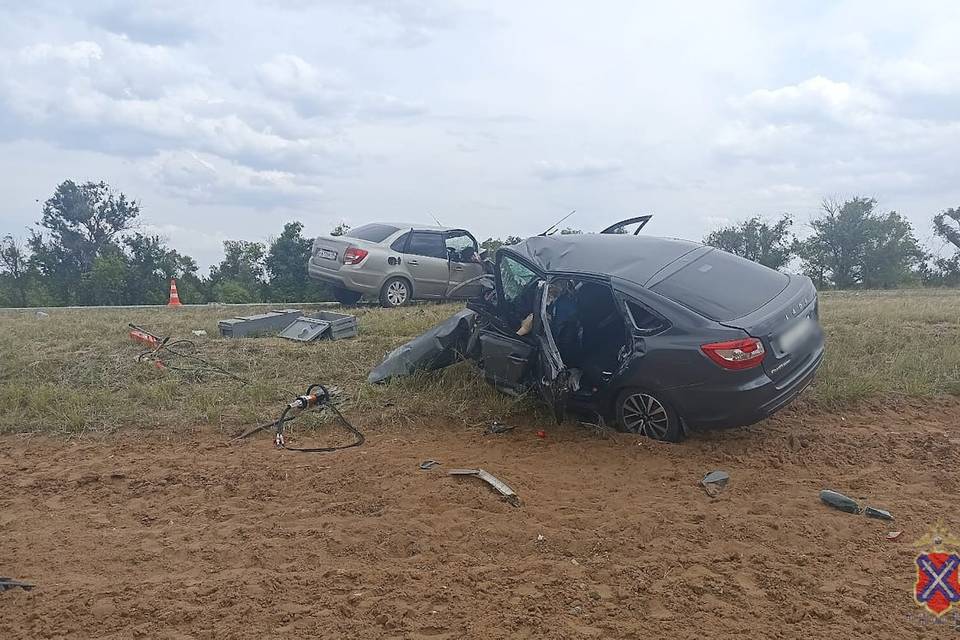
[345, 224, 400, 243]
[650, 249, 789, 321]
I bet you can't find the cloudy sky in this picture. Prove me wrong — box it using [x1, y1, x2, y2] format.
[2, 0, 959, 268]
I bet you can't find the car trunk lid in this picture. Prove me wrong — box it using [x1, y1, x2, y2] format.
[311, 235, 380, 271]
[720, 276, 821, 384]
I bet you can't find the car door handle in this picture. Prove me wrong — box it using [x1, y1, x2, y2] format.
[453, 266, 464, 271]
[407, 259, 419, 265]
[507, 354, 527, 363]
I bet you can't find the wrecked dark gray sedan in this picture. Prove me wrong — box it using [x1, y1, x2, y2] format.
[369, 226, 824, 442]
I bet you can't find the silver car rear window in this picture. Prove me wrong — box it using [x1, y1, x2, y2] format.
[650, 250, 789, 321]
[345, 224, 400, 243]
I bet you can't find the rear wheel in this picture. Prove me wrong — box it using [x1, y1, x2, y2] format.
[615, 388, 683, 442]
[379, 277, 411, 308]
[333, 287, 362, 305]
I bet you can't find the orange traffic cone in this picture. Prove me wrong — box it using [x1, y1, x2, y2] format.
[167, 278, 183, 307]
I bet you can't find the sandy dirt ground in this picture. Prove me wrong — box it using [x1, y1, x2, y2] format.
[2, 402, 960, 639]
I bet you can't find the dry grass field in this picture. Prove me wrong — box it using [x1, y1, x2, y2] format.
[0, 289, 958, 436]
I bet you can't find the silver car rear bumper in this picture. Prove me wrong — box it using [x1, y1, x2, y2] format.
[308, 259, 382, 293]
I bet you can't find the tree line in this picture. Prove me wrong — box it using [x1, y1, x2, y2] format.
[0, 180, 336, 307]
[702, 197, 960, 288]
[2, 182, 959, 307]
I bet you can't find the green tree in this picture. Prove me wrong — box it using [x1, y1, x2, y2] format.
[703, 215, 795, 270]
[330, 222, 350, 236]
[28, 180, 140, 304]
[558, 227, 583, 235]
[208, 240, 266, 302]
[479, 235, 523, 254]
[0, 235, 32, 307]
[123, 234, 201, 304]
[265, 221, 330, 302]
[798, 197, 926, 289]
[927, 207, 960, 286]
[86, 249, 129, 305]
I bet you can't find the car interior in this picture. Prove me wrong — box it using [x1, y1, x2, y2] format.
[494, 259, 631, 394]
[542, 278, 630, 393]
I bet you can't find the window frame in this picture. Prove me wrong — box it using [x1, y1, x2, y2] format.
[406, 231, 448, 260]
[622, 297, 671, 336]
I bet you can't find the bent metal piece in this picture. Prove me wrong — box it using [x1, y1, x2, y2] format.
[448, 468, 520, 507]
[0, 577, 35, 592]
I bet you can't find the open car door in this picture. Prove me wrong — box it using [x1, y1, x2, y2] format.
[533, 281, 571, 423]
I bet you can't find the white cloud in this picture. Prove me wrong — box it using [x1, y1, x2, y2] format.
[534, 158, 623, 181]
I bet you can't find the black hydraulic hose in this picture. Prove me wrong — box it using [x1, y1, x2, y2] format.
[235, 383, 364, 453]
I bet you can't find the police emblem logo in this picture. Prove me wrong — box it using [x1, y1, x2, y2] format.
[913, 523, 960, 617]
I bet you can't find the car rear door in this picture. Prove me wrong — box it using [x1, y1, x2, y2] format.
[404, 231, 450, 298]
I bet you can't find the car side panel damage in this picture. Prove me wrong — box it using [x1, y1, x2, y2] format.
[367, 309, 478, 384]
[367, 231, 825, 440]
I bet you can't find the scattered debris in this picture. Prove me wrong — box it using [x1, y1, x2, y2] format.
[485, 421, 515, 435]
[278, 311, 358, 342]
[537, 533, 545, 542]
[129, 327, 160, 348]
[368, 309, 477, 384]
[129, 324, 244, 382]
[864, 506, 894, 521]
[700, 470, 730, 497]
[820, 489, 861, 514]
[536, 430, 546, 439]
[191, 330, 207, 337]
[448, 468, 520, 507]
[235, 382, 364, 453]
[35, 310, 49, 319]
[0, 577, 34, 592]
[886, 531, 904, 541]
[419, 460, 441, 470]
[218, 309, 302, 338]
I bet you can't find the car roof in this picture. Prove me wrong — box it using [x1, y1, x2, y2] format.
[503, 233, 704, 286]
[378, 222, 458, 233]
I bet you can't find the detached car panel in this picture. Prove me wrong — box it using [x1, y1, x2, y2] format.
[367, 231, 825, 441]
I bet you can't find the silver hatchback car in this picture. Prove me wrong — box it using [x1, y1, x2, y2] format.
[308, 222, 486, 307]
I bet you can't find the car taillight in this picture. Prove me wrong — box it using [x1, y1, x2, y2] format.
[343, 248, 368, 265]
[701, 338, 766, 370]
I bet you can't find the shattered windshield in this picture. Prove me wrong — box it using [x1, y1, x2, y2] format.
[499, 255, 539, 304]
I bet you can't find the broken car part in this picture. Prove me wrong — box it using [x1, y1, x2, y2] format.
[128, 324, 245, 382]
[864, 506, 895, 521]
[485, 421, 515, 435]
[886, 531, 904, 541]
[448, 468, 520, 507]
[278, 311, 358, 342]
[0, 578, 35, 592]
[700, 470, 730, 497]
[236, 383, 364, 453]
[218, 309, 303, 338]
[419, 460, 441, 470]
[367, 309, 477, 384]
[820, 489, 861, 514]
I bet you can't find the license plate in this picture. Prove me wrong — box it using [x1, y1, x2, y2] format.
[317, 248, 337, 260]
[778, 317, 812, 353]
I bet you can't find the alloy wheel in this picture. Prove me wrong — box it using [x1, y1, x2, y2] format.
[386, 280, 408, 306]
[621, 392, 670, 439]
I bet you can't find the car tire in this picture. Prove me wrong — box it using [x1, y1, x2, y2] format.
[333, 287, 362, 305]
[379, 277, 411, 308]
[615, 388, 684, 442]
